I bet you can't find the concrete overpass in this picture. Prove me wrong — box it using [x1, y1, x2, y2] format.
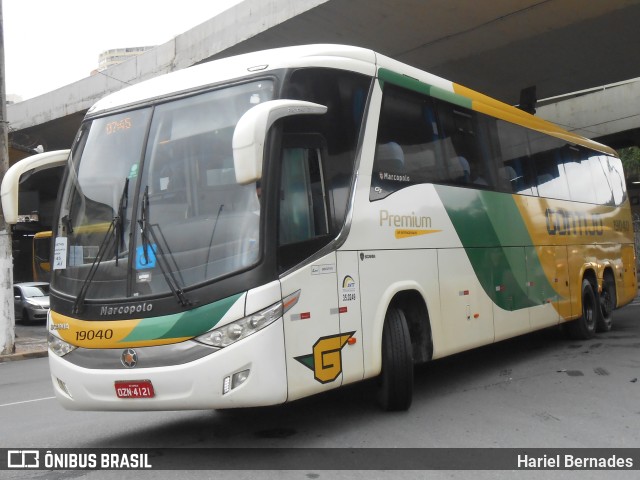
[8, 0, 640, 158]
[537, 78, 640, 148]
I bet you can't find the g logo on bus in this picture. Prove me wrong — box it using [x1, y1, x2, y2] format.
[295, 332, 355, 384]
[121, 349, 138, 368]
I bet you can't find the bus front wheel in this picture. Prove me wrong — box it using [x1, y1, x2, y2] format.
[377, 307, 413, 411]
[567, 279, 597, 340]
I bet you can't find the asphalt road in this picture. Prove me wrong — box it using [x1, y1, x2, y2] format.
[2, 298, 640, 480]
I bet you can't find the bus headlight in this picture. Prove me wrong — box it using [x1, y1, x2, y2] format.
[195, 290, 300, 349]
[48, 333, 77, 357]
[196, 301, 283, 348]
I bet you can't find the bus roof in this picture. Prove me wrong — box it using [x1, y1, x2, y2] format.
[87, 45, 377, 116]
[87, 44, 616, 157]
[374, 52, 617, 156]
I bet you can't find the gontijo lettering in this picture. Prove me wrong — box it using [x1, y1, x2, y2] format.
[545, 208, 603, 236]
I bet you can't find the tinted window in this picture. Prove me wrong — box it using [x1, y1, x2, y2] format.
[602, 155, 627, 205]
[564, 146, 596, 203]
[370, 79, 624, 206]
[587, 154, 615, 205]
[278, 68, 370, 271]
[436, 102, 494, 188]
[371, 84, 441, 200]
[284, 68, 370, 231]
[279, 146, 328, 245]
[528, 133, 571, 201]
[494, 120, 537, 195]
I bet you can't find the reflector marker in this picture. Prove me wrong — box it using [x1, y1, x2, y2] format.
[290, 312, 311, 321]
[330, 306, 349, 315]
[459, 290, 470, 296]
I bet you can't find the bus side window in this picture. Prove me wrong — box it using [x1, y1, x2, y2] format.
[371, 83, 439, 200]
[493, 119, 537, 195]
[602, 155, 627, 205]
[435, 102, 495, 188]
[528, 132, 572, 201]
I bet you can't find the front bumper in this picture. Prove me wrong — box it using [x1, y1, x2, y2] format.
[49, 318, 287, 411]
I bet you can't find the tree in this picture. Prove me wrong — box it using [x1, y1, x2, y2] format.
[618, 146, 640, 182]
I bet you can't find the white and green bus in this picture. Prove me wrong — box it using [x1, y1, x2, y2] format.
[3, 45, 636, 411]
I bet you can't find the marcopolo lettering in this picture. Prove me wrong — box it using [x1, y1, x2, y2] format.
[545, 208, 603, 236]
[100, 303, 153, 316]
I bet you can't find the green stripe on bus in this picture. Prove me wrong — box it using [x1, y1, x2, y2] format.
[429, 85, 472, 109]
[120, 292, 244, 342]
[434, 186, 557, 310]
[377, 68, 472, 109]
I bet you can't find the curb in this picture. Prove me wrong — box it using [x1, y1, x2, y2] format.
[0, 349, 48, 363]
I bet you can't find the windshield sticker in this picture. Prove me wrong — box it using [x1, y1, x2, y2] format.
[136, 244, 157, 270]
[311, 264, 336, 275]
[341, 275, 357, 302]
[52, 237, 67, 270]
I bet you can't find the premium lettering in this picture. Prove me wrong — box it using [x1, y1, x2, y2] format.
[380, 209, 432, 228]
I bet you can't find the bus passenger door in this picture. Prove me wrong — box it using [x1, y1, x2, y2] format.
[280, 253, 343, 402]
[276, 144, 346, 402]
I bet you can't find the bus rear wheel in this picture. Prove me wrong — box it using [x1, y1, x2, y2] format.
[567, 279, 597, 340]
[377, 307, 413, 411]
[596, 272, 616, 332]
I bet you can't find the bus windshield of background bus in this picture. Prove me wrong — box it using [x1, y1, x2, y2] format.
[54, 80, 274, 301]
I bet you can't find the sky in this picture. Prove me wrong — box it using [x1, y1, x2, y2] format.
[3, 0, 243, 101]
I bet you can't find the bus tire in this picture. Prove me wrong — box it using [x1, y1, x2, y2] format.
[567, 279, 597, 340]
[377, 307, 413, 411]
[596, 272, 616, 332]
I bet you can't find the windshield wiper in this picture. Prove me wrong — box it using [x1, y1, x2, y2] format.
[138, 186, 191, 307]
[114, 178, 129, 266]
[204, 204, 224, 278]
[72, 179, 129, 314]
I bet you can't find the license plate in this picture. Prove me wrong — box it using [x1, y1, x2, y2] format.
[115, 380, 155, 399]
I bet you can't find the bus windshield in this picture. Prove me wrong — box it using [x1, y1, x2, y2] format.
[54, 80, 274, 301]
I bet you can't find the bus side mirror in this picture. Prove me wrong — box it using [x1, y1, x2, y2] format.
[232, 100, 327, 184]
[0, 149, 70, 225]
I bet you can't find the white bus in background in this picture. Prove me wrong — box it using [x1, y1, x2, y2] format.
[2, 44, 635, 412]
